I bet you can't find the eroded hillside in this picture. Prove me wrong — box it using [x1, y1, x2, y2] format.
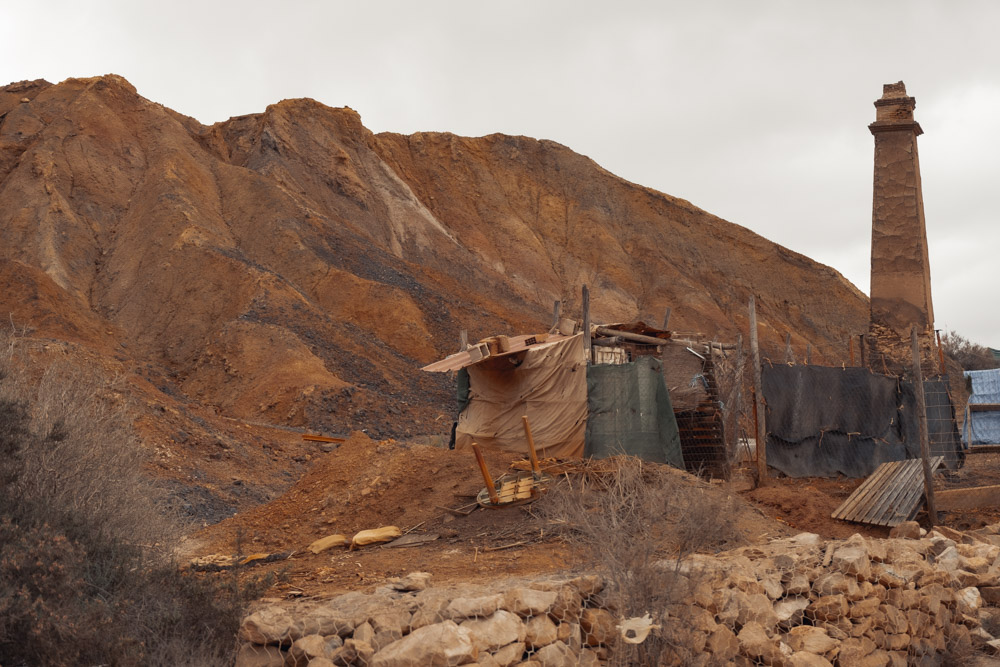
[0, 74, 869, 518]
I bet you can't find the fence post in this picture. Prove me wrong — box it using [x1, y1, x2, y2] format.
[459, 330, 468, 351]
[551, 300, 562, 331]
[582, 285, 591, 364]
[749, 296, 767, 485]
[662, 307, 672, 330]
[911, 327, 938, 524]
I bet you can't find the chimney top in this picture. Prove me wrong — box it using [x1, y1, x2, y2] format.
[882, 81, 908, 99]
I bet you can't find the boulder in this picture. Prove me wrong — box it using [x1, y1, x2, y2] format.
[832, 538, 871, 580]
[461, 610, 525, 652]
[524, 615, 559, 649]
[812, 572, 860, 598]
[328, 639, 374, 667]
[784, 573, 811, 596]
[353, 621, 375, 646]
[579, 608, 616, 647]
[491, 641, 525, 667]
[956, 586, 982, 616]
[705, 624, 739, 661]
[370, 622, 475, 667]
[788, 652, 833, 667]
[286, 635, 329, 667]
[448, 594, 504, 621]
[240, 606, 295, 645]
[807, 595, 848, 622]
[504, 588, 557, 618]
[736, 621, 782, 663]
[292, 610, 355, 640]
[837, 636, 876, 664]
[532, 641, 576, 667]
[234, 643, 286, 667]
[784, 626, 838, 654]
[387, 572, 432, 592]
[774, 597, 811, 629]
[889, 521, 922, 539]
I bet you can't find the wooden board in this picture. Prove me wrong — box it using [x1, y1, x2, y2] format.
[832, 457, 944, 527]
[937, 485, 1000, 512]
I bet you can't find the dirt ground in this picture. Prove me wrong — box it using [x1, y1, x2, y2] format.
[191, 433, 787, 599]
[190, 435, 1000, 603]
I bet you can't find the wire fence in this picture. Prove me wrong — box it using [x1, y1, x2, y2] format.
[702, 330, 969, 481]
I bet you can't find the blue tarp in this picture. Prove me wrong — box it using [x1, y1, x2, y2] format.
[964, 368, 1000, 446]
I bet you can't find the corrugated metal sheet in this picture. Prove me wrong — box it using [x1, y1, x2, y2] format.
[832, 457, 944, 527]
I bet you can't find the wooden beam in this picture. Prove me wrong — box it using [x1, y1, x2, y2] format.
[594, 326, 669, 347]
[662, 307, 672, 330]
[970, 404, 1000, 412]
[937, 485, 1000, 512]
[551, 300, 562, 331]
[582, 285, 592, 364]
[911, 327, 938, 524]
[749, 296, 767, 486]
[302, 434, 347, 443]
[459, 330, 468, 351]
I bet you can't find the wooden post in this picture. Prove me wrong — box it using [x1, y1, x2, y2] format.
[472, 442, 499, 505]
[521, 416, 542, 478]
[551, 300, 562, 331]
[662, 307, 672, 330]
[935, 330, 947, 375]
[784, 333, 794, 364]
[849, 336, 855, 366]
[459, 330, 468, 351]
[582, 285, 592, 364]
[749, 296, 767, 485]
[859, 334, 867, 369]
[910, 327, 938, 524]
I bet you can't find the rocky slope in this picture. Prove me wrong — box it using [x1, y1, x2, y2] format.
[0, 74, 869, 517]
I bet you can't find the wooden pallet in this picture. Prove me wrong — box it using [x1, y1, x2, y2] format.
[832, 457, 944, 527]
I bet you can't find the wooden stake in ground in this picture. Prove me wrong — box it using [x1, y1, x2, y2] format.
[662, 306, 672, 330]
[749, 296, 767, 485]
[472, 442, 500, 505]
[910, 327, 938, 524]
[551, 300, 561, 331]
[521, 416, 542, 478]
[582, 284, 592, 364]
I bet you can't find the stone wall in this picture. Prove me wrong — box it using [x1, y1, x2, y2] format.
[237, 522, 1000, 666]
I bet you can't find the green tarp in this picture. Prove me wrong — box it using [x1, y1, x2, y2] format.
[584, 356, 685, 467]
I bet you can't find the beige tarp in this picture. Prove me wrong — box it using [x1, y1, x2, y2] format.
[456, 333, 587, 458]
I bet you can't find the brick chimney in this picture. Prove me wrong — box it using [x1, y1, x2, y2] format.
[868, 81, 935, 335]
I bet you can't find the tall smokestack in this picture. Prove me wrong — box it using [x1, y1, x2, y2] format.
[868, 81, 935, 335]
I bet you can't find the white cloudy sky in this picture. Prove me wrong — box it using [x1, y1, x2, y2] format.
[3, 1, 998, 345]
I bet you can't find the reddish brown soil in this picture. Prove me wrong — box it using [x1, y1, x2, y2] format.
[0, 74, 871, 520]
[192, 434, 790, 599]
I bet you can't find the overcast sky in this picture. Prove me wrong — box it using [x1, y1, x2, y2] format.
[3, 1, 997, 345]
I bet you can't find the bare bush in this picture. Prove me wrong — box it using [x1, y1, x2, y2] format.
[941, 330, 999, 371]
[0, 330, 264, 666]
[537, 457, 742, 665]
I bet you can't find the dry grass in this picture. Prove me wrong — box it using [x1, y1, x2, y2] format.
[0, 330, 266, 666]
[537, 456, 742, 665]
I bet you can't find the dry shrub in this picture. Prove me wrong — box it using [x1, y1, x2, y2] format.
[0, 332, 264, 666]
[538, 456, 742, 665]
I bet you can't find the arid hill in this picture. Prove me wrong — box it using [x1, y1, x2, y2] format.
[0, 74, 868, 518]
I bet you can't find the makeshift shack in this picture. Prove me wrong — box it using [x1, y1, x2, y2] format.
[963, 368, 1000, 446]
[422, 324, 691, 468]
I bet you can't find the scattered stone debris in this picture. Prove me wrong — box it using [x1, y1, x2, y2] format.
[237, 521, 1000, 665]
